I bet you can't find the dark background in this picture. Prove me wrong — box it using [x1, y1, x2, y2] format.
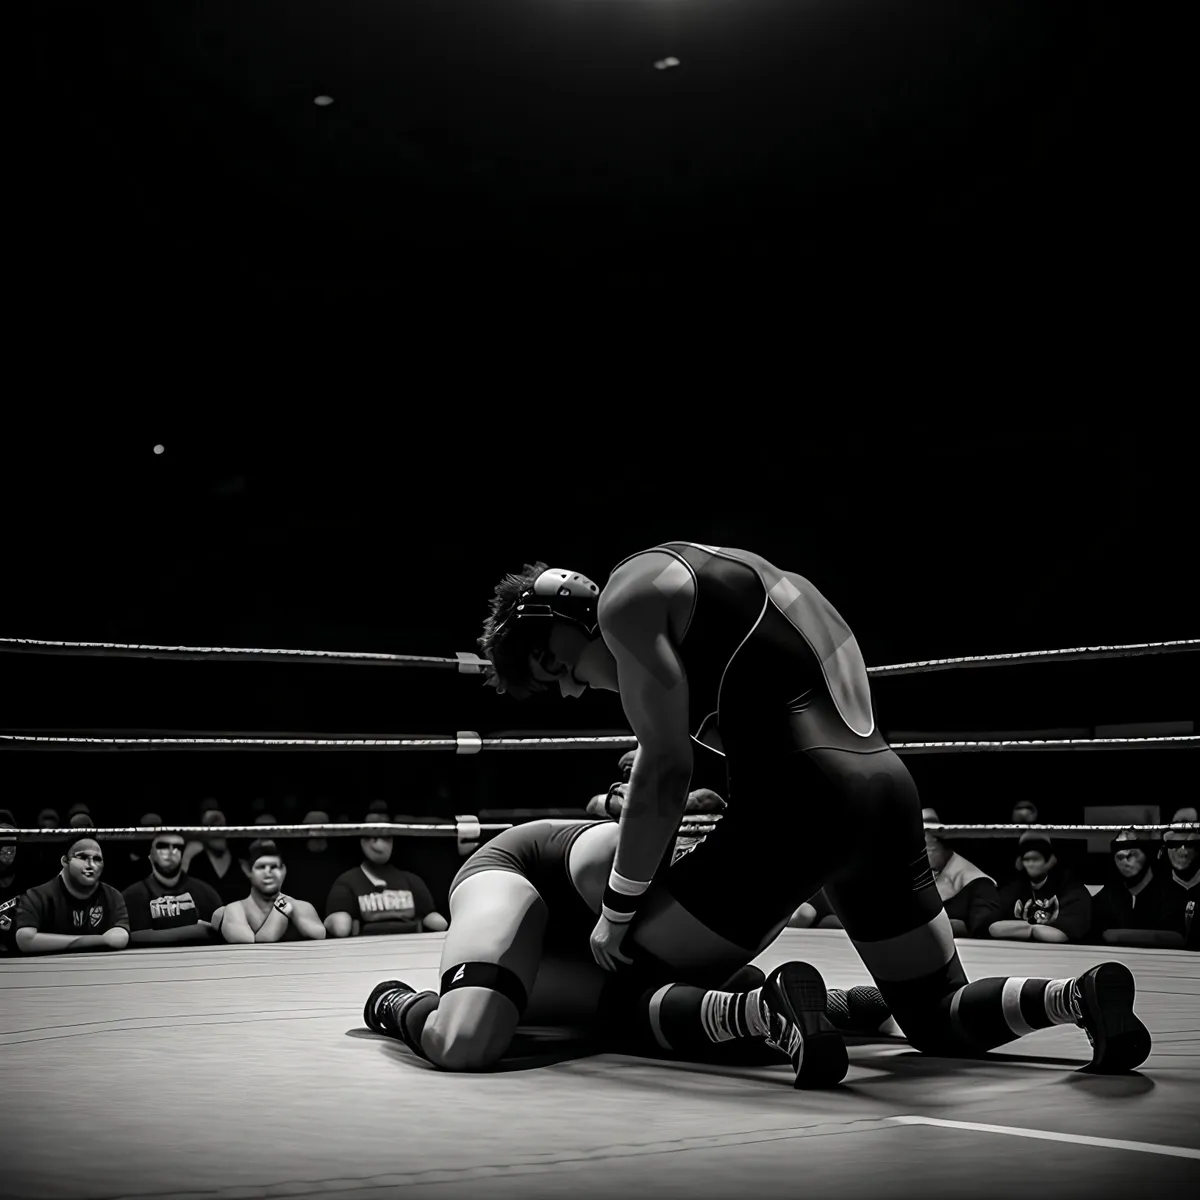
[9, 3, 1192, 891]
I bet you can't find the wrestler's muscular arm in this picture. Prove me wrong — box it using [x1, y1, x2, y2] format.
[599, 560, 695, 888]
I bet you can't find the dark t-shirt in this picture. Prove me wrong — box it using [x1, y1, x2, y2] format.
[1, 870, 24, 953]
[122, 872, 222, 932]
[944, 877, 1004, 938]
[15, 875, 130, 938]
[185, 849, 249, 905]
[997, 865, 1092, 941]
[325, 863, 436, 934]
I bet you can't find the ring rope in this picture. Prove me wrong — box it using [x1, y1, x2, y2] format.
[7, 820, 1195, 844]
[1, 732, 1196, 753]
[1, 635, 1195, 676]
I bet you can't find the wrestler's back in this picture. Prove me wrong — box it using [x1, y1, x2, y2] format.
[609, 542, 883, 755]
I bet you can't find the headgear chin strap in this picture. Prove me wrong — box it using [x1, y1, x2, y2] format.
[503, 568, 602, 640]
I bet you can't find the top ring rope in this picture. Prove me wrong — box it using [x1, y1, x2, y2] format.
[1, 733, 1197, 753]
[0, 636, 1196, 676]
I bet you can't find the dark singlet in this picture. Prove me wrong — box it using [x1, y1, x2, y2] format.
[609, 542, 887, 757]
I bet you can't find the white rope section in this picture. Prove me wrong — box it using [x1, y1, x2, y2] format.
[2, 733, 1197, 753]
[6, 820, 1193, 845]
[1, 635, 1195, 676]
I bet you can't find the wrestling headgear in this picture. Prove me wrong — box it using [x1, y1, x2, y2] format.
[497, 568, 601, 641]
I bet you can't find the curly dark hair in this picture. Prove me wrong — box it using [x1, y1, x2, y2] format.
[477, 560, 551, 699]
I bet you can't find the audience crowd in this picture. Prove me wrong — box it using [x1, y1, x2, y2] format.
[0, 778, 1196, 960]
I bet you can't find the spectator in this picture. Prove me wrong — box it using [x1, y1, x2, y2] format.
[282, 810, 352, 912]
[1161, 805, 1200, 951]
[0, 820, 21, 955]
[36, 808, 60, 829]
[109, 812, 163, 892]
[69, 813, 95, 829]
[324, 814, 447, 938]
[67, 803, 92, 823]
[182, 808, 247, 905]
[1012, 800, 1039, 826]
[214, 839, 325, 944]
[122, 830, 222, 946]
[366, 799, 390, 816]
[1089, 829, 1179, 948]
[922, 808, 1002, 938]
[991, 832, 1092, 943]
[13, 835, 130, 955]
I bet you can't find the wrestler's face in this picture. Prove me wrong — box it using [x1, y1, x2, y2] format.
[1166, 837, 1198, 874]
[249, 856, 284, 896]
[1113, 847, 1147, 879]
[1021, 851, 1050, 880]
[361, 834, 393, 865]
[527, 624, 591, 698]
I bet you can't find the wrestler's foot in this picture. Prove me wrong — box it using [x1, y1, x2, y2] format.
[1071, 962, 1151, 1074]
[364, 979, 414, 1036]
[762, 961, 849, 1088]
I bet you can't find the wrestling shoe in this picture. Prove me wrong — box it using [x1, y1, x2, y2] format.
[761, 961, 849, 1088]
[364, 979, 414, 1036]
[824, 984, 893, 1036]
[1070, 962, 1151, 1074]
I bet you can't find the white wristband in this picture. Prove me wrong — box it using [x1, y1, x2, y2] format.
[607, 870, 651, 896]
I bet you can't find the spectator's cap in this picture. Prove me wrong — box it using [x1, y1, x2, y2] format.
[65, 834, 101, 858]
[245, 838, 284, 868]
[1111, 827, 1159, 856]
[618, 749, 637, 776]
[302, 810, 331, 826]
[366, 798, 390, 815]
[37, 807, 60, 826]
[70, 813, 96, 829]
[139, 813, 163, 828]
[1018, 831, 1053, 859]
[1170, 805, 1198, 826]
[254, 813, 277, 826]
[67, 802, 92, 819]
[1012, 800, 1039, 817]
[201, 809, 226, 826]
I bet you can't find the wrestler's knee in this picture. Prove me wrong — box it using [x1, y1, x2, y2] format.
[422, 1006, 510, 1072]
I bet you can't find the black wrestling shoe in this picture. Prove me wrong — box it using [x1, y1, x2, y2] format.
[720, 964, 766, 993]
[761, 962, 849, 1088]
[1071, 962, 1151, 1074]
[364, 979, 414, 1035]
[824, 984, 893, 1035]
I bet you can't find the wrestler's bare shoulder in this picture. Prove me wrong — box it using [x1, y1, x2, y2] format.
[599, 549, 694, 641]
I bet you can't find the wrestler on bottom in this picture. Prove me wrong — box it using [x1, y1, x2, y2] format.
[364, 777, 891, 1081]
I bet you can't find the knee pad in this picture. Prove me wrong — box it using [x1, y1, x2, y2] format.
[440, 961, 529, 1016]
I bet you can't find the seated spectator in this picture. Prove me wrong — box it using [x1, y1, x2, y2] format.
[282, 810, 355, 911]
[67, 802, 92, 824]
[990, 832, 1092, 944]
[366, 798, 390, 817]
[922, 807, 1002, 938]
[1012, 800, 1039, 826]
[324, 814, 448, 938]
[36, 808, 60, 829]
[122, 830, 222, 946]
[109, 812, 164, 892]
[182, 807, 247, 905]
[1161, 805, 1200, 951]
[1089, 828, 1179, 948]
[13, 835, 130, 955]
[0, 819, 21, 955]
[213, 838, 325, 943]
[69, 813, 95, 830]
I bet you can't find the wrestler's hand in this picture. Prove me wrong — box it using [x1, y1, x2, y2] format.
[590, 914, 634, 971]
[273, 895, 294, 918]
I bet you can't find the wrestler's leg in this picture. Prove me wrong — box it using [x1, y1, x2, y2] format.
[367, 868, 548, 1071]
[824, 748, 1150, 1072]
